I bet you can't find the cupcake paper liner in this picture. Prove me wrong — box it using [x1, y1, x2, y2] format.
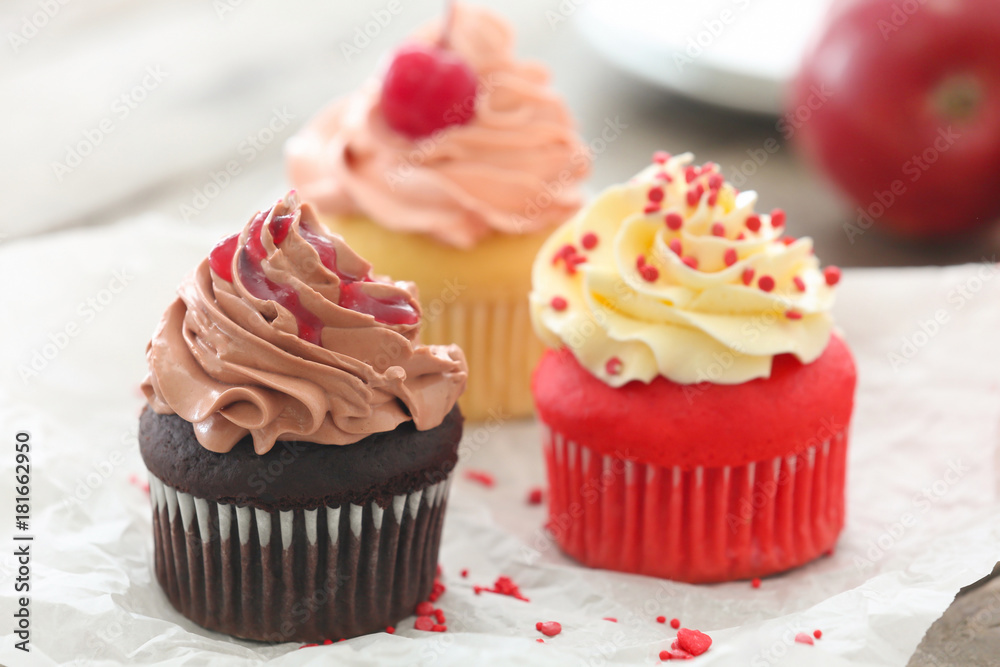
[422, 295, 543, 422]
[541, 424, 848, 583]
[148, 475, 451, 642]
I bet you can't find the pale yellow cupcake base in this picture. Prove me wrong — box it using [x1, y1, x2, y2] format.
[322, 215, 550, 421]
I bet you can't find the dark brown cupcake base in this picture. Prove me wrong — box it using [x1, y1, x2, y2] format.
[149, 474, 449, 642]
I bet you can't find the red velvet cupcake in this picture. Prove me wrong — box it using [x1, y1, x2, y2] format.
[529, 152, 857, 583]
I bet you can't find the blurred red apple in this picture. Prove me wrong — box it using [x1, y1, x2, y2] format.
[790, 0, 1000, 239]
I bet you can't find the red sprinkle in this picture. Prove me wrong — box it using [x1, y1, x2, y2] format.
[386, 626, 395, 634]
[656, 171, 673, 182]
[644, 203, 661, 214]
[711, 222, 726, 237]
[745, 214, 761, 232]
[781, 236, 796, 246]
[795, 632, 814, 646]
[724, 248, 738, 267]
[707, 191, 718, 207]
[793, 276, 806, 292]
[656, 616, 667, 624]
[684, 166, 698, 183]
[653, 150, 671, 164]
[641, 265, 660, 282]
[416, 601, 435, 616]
[676, 628, 712, 656]
[708, 174, 724, 190]
[660, 648, 693, 661]
[737, 232, 746, 240]
[581, 232, 599, 250]
[479, 575, 529, 602]
[434, 609, 446, 624]
[669, 239, 683, 255]
[686, 188, 701, 207]
[665, 212, 684, 230]
[414, 616, 435, 632]
[771, 208, 786, 227]
[550, 296, 568, 311]
[751, 577, 762, 588]
[757, 276, 775, 292]
[603, 617, 618, 623]
[649, 186, 665, 203]
[813, 629, 823, 639]
[536, 621, 562, 637]
[682, 256, 699, 270]
[741, 267, 755, 285]
[432, 624, 447, 633]
[428, 577, 446, 602]
[461, 569, 469, 578]
[465, 470, 495, 487]
[671, 618, 681, 629]
[552, 243, 576, 265]
[537, 639, 545, 643]
[824, 265, 841, 286]
[786, 310, 802, 320]
[527, 487, 544, 505]
[605, 357, 623, 376]
[636, 254, 647, 268]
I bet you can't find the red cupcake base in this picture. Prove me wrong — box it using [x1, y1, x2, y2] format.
[541, 423, 848, 583]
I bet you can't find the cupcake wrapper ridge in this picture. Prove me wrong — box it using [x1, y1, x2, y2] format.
[148, 475, 451, 642]
[542, 424, 847, 583]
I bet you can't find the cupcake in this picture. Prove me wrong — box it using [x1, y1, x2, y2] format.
[529, 152, 856, 583]
[286, 3, 589, 421]
[139, 192, 467, 641]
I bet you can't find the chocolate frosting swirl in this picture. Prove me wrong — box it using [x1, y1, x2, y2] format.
[142, 192, 467, 454]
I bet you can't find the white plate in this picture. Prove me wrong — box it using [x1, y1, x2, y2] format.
[577, 0, 834, 116]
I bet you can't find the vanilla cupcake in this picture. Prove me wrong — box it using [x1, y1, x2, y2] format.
[286, 3, 589, 420]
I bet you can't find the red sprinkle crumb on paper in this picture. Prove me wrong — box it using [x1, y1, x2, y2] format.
[603, 617, 617, 623]
[670, 618, 681, 629]
[813, 629, 823, 640]
[478, 575, 530, 602]
[414, 616, 435, 632]
[751, 577, 761, 589]
[128, 474, 150, 495]
[461, 569, 469, 578]
[795, 632, 814, 646]
[416, 601, 435, 616]
[676, 628, 712, 656]
[527, 487, 544, 505]
[432, 624, 447, 633]
[428, 577, 446, 603]
[465, 470, 495, 487]
[656, 616, 667, 624]
[536, 621, 562, 637]
[386, 626, 395, 634]
[434, 609, 446, 625]
[536, 638, 545, 643]
[660, 648, 693, 660]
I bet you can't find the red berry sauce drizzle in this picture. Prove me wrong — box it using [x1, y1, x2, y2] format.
[209, 205, 418, 345]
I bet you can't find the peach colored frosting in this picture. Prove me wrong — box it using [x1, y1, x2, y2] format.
[285, 3, 590, 249]
[142, 192, 467, 454]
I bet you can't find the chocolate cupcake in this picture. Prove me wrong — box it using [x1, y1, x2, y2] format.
[139, 192, 467, 642]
